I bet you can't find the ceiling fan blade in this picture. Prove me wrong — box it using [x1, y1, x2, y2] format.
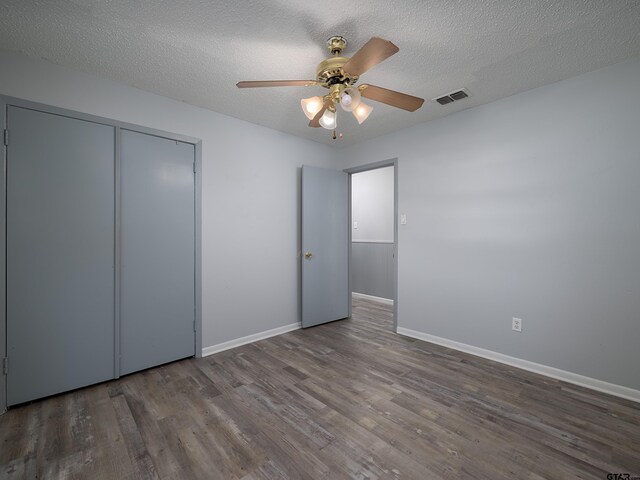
[236, 80, 318, 88]
[308, 98, 333, 128]
[359, 84, 425, 112]
[342, 37, 399, 77]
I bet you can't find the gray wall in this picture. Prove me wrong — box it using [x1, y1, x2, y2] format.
[351, 166, 395, 299]
[352, 242, 394, 300]
[341, 58, 640, 391]
[352, 167, 394, 242]
[3, 48, 639, 392]
[0, 50, 340, 350]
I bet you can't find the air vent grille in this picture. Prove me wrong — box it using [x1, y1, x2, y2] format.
[435, 88, 470, 106]
[450, 90, 468, 101]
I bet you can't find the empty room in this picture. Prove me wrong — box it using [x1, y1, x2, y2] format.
[1, 1, 639, 479]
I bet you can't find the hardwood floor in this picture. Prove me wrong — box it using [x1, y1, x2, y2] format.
[2, 297, 639, 479]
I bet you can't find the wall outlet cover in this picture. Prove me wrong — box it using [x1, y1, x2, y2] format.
[512, 317, 522, 332]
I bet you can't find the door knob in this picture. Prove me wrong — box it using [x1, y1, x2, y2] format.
[304, 252, 313, 259]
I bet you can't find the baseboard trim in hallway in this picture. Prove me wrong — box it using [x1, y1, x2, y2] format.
[203, 292, 393, 357]
[397, 327, 640, 404]
[352, 292, 394, 305]
[202, 322, 301, 357]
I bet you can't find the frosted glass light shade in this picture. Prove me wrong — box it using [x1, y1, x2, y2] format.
[339, 87, 361, 112]
[319, 109, 337, 130]
[352, 102, 373, 124]
[300, 96, 324, 120]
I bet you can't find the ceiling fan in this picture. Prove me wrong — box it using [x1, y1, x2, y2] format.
[236, 36, 425, 137]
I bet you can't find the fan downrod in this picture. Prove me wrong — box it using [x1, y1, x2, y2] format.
[327, 36, 347, 55]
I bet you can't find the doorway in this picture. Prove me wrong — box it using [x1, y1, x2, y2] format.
[345, 159, 398, 332]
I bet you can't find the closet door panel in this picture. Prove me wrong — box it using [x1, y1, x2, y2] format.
[120, 130, 195, 375]
[6, 106, 115, 405]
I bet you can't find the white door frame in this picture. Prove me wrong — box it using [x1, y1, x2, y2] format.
[344, 158, 398, 332]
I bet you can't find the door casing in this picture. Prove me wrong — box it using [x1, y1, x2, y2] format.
[344, 159, 399, 332]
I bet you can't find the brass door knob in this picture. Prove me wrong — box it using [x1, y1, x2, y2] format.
[304, 252, 313, 259]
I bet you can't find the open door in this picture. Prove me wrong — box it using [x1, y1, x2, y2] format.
[301, 165, 349, 328]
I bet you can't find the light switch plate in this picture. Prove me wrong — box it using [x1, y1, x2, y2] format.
[400, 214, 407, 225]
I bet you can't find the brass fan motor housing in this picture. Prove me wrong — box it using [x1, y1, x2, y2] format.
[316, 36, 359, 87]
[315, 56, 359, 87]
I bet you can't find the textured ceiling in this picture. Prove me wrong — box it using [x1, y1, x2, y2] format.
[1, 1, 639, 147]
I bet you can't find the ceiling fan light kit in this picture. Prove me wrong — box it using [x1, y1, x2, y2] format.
[319, 108, 337, 130]
[352, 102, 373, 124]
[301, 96, 325, 120]
[339, 86, 361, 112]
[237, 35, 425, 138]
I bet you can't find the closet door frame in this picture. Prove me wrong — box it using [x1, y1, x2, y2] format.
[0, 95, 203, 413]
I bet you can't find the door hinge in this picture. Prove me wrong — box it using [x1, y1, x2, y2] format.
[2, 357, 7, 375]
[193, 161, 196, 174]
[3, 129, 8, 147]
[193, 319, 197, 332]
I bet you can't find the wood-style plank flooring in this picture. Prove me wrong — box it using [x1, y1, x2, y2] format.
[2, 297, 640, 479]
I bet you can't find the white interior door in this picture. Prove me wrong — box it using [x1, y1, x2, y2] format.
[301, 165, 349, 328]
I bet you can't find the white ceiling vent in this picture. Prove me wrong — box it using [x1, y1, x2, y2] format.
[435, 88, 470, 106]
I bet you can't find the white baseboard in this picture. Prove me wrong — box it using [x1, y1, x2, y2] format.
[397, 327, 640, 404]
[202, 322, 301, 357]
[352, 292, 394, 305]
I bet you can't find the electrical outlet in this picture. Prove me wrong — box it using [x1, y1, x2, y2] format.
[512, 317, 522, 332]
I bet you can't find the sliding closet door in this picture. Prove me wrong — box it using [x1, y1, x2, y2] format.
[6, 106, 115, 406]
[120, 130, 195, 375]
